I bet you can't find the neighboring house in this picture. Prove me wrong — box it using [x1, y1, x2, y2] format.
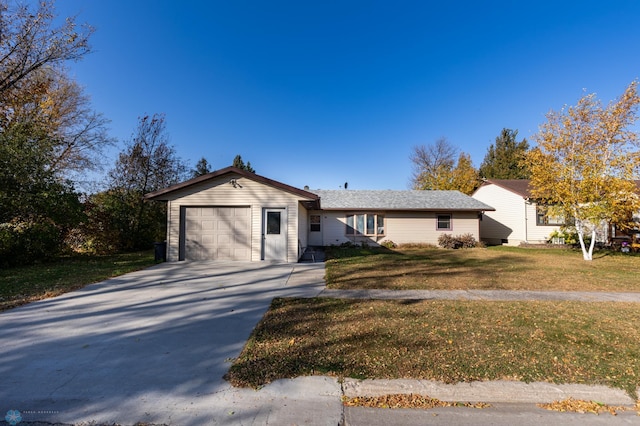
[472, 179, 574, 246]
[145, 166, 494, 263]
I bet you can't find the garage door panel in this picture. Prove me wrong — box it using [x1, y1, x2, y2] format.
[217, 234, 232, 244]
[217, 220, 232, 231]
[184, 207, 251, 261]
[235, 234, 249, 245]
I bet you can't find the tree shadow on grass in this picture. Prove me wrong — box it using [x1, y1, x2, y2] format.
[325, 247, 534, 290]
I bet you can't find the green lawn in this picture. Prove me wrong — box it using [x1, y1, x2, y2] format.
[227, 246, 640, 398]
[325, 245, 640, 291]
[0, 250, 155, 311]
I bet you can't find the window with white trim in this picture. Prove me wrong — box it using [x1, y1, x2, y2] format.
[346, 213, 385, 236]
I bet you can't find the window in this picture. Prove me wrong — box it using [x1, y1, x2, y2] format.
[536, 205, 570, 226]
[266, 211, 281, 234]
[310, 214, 321, 232]
[437, 214, 452, 230]
[345, 213, 385, 236]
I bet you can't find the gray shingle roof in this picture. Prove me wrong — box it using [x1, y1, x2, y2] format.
[311, 190, 494, 211]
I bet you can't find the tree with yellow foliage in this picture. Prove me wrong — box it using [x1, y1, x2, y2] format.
[411, 138, 479, 194]
[525, 81, 640, 260]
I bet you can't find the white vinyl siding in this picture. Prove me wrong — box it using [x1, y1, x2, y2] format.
[526, 202, 561, 243]
[473, 183, 526, 245]
[297, 203, 309, 258]
[163, 174, 310, 262]
[473, 183, 560, 245]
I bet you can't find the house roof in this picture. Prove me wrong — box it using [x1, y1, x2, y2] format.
[144, 166, 321, 202]
[311, 189, 495, 211]
[480, 179, 532, 198]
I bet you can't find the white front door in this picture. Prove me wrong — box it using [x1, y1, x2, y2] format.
[308, 213, 323, 246]
[263, 208, 287, 261]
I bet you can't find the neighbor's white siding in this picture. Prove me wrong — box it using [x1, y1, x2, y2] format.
[319, 211, 480, 246]
[525, 202, 560, 243]
[472, 183, 560, 245]
[162, 173, 309, 262]
[473, 184, 526, 245]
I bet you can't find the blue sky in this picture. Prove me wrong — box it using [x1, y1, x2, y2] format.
[55, 1, 640, 191]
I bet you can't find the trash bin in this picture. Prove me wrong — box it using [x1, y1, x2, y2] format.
[154, 241, 167, 262]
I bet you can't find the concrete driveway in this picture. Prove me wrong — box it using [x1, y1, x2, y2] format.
[0, 261, 341, 425]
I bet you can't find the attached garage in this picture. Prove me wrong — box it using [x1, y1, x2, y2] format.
[144, 166, 320, 263]
[181, 207, 250, 261]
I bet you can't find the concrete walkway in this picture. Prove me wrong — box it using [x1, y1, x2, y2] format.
[318, 288, 640, 302]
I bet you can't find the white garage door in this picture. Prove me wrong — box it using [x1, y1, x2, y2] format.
[184, 207, 251, 261]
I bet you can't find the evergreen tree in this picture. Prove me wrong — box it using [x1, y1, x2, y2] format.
[232, 154, 255, 173]
[192, 157, 211, 177]
[479, 128, 530, 179]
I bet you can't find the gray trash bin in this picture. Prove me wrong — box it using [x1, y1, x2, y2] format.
[154, 241, 167, 262]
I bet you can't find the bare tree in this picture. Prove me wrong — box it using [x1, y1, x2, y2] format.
[110, 114, 188, 193]
[411, 138, 479, 193]
[104, 114, 189, 249]
[411, 138, 457, 190]
[0, 0, 93, 97]
[4, 67, 112, 175]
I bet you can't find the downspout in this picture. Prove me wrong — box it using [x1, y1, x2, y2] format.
[524, 198, 529, 243]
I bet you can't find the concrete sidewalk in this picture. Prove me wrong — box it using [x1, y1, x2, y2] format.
[318, 288, 640, 302]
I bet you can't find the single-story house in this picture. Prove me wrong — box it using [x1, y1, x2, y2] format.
[472, 179, 598, 246]
[145, 166, 495, 262]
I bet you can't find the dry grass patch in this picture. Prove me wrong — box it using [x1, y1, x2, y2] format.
[225, 298, 640, 398]
[325, 246, 640, 292]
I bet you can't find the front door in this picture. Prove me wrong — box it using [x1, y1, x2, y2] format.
[308, 213, 323, 246]
[263, 208, 287, 261]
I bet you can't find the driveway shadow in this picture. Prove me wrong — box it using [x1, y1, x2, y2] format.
[0, 261, 325, 425]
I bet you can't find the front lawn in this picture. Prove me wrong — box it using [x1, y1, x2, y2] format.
[226, 298, 640, 398]
[0, 251, 155, 311]
[325, 246, 640, 292]
[227, 246, 640, 398]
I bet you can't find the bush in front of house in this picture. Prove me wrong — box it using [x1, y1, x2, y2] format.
[380, 240, 397, 249]
[438, 233, 478, 249]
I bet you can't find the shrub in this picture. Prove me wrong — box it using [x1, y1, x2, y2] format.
[438, 233, 478, 249]
[380, 240, 397, 249]
[457, 233, 478, 248]
[548, 228, 579, 245]
[438, 234, 457, 249]
[0, 219, 63, 266]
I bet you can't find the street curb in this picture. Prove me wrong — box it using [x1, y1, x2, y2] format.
[342, 378, 638, 405]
